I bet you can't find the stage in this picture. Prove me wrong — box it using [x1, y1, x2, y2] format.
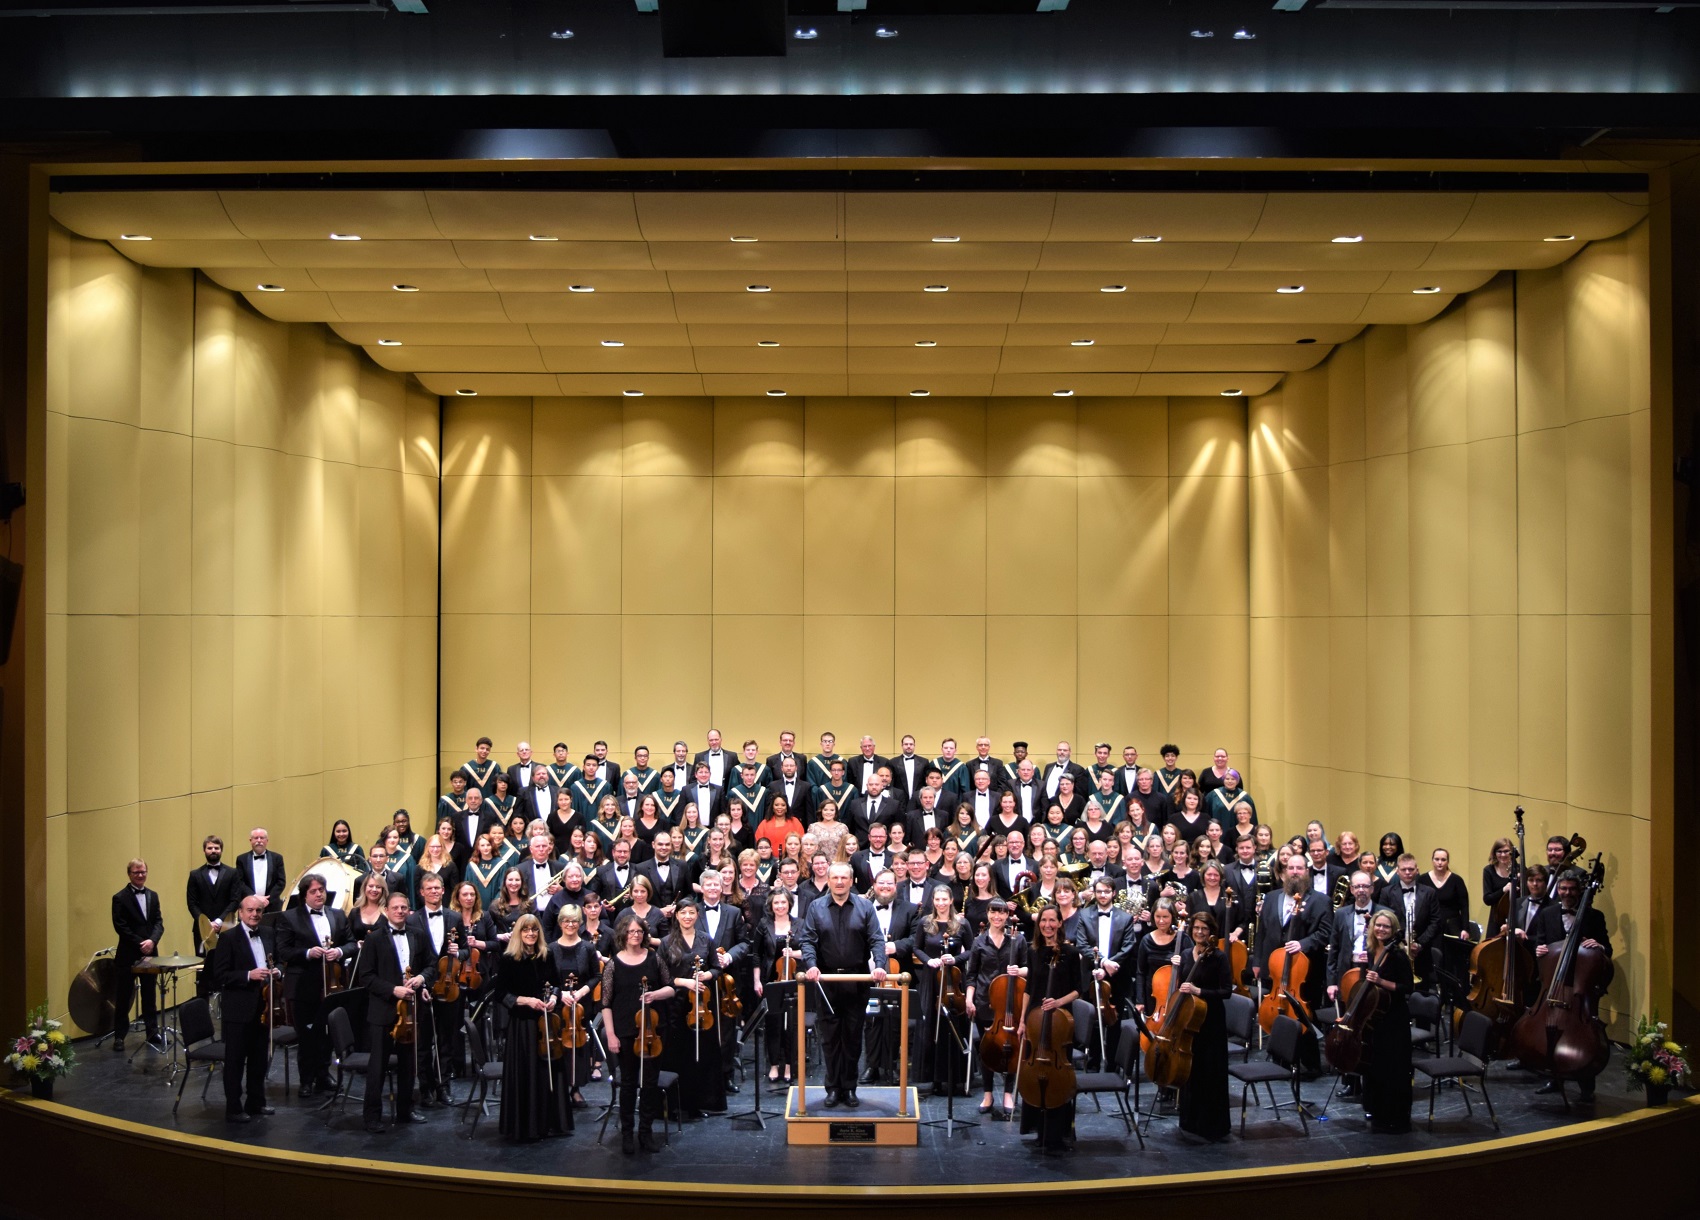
[3, 1027, 1696, 1216]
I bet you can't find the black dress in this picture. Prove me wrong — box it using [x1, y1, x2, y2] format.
[548, 939, 601, 1094]
[1019, 940, 1081, 1150]
[1420, 872, 1472, 991]
[661, 932, 726, 1115]
[1176, 947, 1233, 1141]
[912, 917, 971, 1092]
[1361, 946, 1414, 1133]
[491, 953, 568, 1141]
[754, 919, 804, 1072]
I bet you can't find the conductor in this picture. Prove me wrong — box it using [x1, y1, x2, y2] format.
[798, 862, 888, 1109]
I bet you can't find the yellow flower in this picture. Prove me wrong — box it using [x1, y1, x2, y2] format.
[1649, 1066, 1668, 1085]
[19, 1055, 37, 1072]
[46, 1031, 65, 1046]
[33, 1041, 47, 1055]
[1664, 1041, 1682, 1054]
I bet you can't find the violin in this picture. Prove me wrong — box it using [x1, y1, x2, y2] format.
[459, 941, 484, 992]
[1220, 890, 1250, 997]
[683, 955, 715, 1032]
[258, 952, 289, 1029]
[1143, 949, 1207, 1090]
[1509, 855, 1613, 1083]
[432, 927, 462, 1003]
[320, 936, 347, 996]
[1015, 945, 1077, 1111]
[718, 972, 743, 1025]
[390, 967, 418, 1044]
[538, 982, 569, 1060]
[937, 934, 966, 1015]
[562, 974, 589, 1049]
[978, 965, 1027, 1076]
[636, 975, 665, 1060]
[1323, 962, 1387, 1075]
[774, 933, 799, 983]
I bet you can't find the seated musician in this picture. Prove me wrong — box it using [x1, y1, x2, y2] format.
[1530, 870, 1612, 1101]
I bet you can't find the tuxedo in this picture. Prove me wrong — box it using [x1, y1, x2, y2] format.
[887, 753, 926, 800]
[1225, 862, 1262, 941]
[693, 748, 733, 788]
[352, 921, 438, 1123]
[910, 786, 959, 830]
[685, 781, 725, 823]
[849, 847, 895, 893]
[1382, 882, 1443, 956]
[408, 904, 469, 1097]
[1486, 892, 1548, 940]
[666, 759, 696, 792]
[844, 752, 891, 793]
[635, 857, 686, 908]
[236, 850, 287, 909]
[523, 780, 564, 825]
[111, 884, 165, 1041]
[765, 751, 804, 777]
[454, 809, 503, 868]
[1009, 778, 1043, 823]
[963, 787, 997, 828]
[895, 874, 946, 915]
[766, 775, 815, 824]
[1114, 765, 1145, 797]
[210, 921, 281, 1115]
[1326, 903, 1391, 987]
[186, 862, 248, 955]
[1040, 759, 1090, 801]
[276, 903, 351, 1087]
[1082, 863, 1128, 894]
[593, 860, 638, 907]
[995, 855, 1036, 899]
[965, 755, 1009, 793]
[506, 761, 543, 799]
[862, 897, 918, 1082]
[844, 789, 897, 842]
[1531, 903, 1612, 956]
[1076, 905, 1138, 1003]
[520, 855, 568, 912]
[696, 902, 749, 971]
[1254, 889, 1333, 990]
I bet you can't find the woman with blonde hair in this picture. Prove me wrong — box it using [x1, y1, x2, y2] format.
[492, 913, 567, 1142]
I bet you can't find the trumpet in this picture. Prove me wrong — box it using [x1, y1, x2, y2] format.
[1405, 936, 1427, 986]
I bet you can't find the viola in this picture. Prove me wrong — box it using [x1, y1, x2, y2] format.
[1143, 951, 1207, 1090]
[390, 967, 418, 1044]
[258, 953, 289, 1029]
[563, 974, 589, 1049]
[636, 975, 665, 1059]
[718, 973, 743, 1025]
[1323, 963, 1387, 1075]
[937, 934, 966, 1015]
[1015, 946, 1077, 1111]
[459, 941, 484, 992]
[538, 983, 569, 1060]
[774, 933, 799, 983]
[432, 927, 462, 1003]
[978, 967, 1027, 1075]
[1509, 855, 1613, 1083]
[683, 955, 715, 1032]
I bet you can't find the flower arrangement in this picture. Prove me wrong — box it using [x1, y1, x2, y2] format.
[5, 1005, 75, 1083]
[1625, 1014, 1689, 1092]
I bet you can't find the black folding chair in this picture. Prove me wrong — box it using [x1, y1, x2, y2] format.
[455, 1016, 505, 1138]
[172, 997, 224, 1116]
[1227, 1014, 1310, 1136]
[1073, 1020, 1145, 1146]
[1224, 993, 1258, 1063]
[321, 1004, 394, 1115]
[1414, 1008, 1499, 1130]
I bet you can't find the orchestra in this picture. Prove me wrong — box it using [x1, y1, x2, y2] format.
[84, 730, 1626, 1162]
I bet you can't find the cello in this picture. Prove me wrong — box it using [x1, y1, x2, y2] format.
[1323, 964, 1387, 1075]
[1508, 855, 1613, 1084]
[1015, 936, 1077, 1114]
[1143, 950, 1207, 1090]
[978, 967, 1027, 1076]
[1258, 896, 1313, 1035]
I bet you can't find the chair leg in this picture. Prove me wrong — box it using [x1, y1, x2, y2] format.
[201, 1066, 214, 1104]
[1238, 1082, 1250, 1136]
[1480, 1075, 1498, 1130]
[173, 1062, 191, 1115]
[1426, 1074, 1437, 1128]
[1291, 1071, 1309, 1135]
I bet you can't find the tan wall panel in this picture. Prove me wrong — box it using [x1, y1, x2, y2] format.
[1362, 324, 1410, 459]
[802, 617, 895, 744]
[1462, 436, 1517, 616]
[138, 431, 192, 615]
[1364, 616, 1412, 780]
[1077, 476, 1167, 616]
[803, 476, 897, 615]
[45, 411, 68, 618]
[713, 615, 805, 738]
[1248, 616, 1285, 770]
[191, 438, 235, 615]
[1467, 615, 1520, 796]
[895, 616, 987, 748]
[1564, 234, 1644, 425]
[281, 327, 326, 461]
[624, 398, 713, 477]
[1410, 615, 1470, 776]
[358, 361, 407, 472]
[1363, 454, 1410, 617]
[1407, 304, 1467, 452]
[1168, 398, 1246, 478]
[1077, 398, 1167, 479]
[1408, 444, 1469, 616]
[1516, 427, 1566, 615]
[1328, 617, 1368, 775]
[232, 445, 283, 615]
[357, 616, 405, 766]
[987, 477, 1075, 615]
[443, 396, 532, 478]
[1281, 467, 1330, 619]
[894, 477, 984, 615]
[441, 476, 530, 613]
[1248, 471, 1283, 620]
[1075, 616, 1168, 752]
[1247, 390, 1285, 480]
[320, 617, 360, 773]
[138, 615, 193, 802]
[532, 476, 623, 614]
[1282, 617, 1330, 769]
[1168, 475, 1246, 614]
[320, 462, 360, 616]
[440, 614, 532, 754]
[64, 237, 142, 427]
[1325, 337, 1366, 465]
[280, 616, 324, 779]
[1566, 614, 1634, 816]
[895, 398, 987, 477]
[986, 615, 1076, 747]
[622, 476, 712, 613]
[231, 616, 280, 786]
[1168, 616, 1247, 759]
[803, 397, 896, 477]
[232, 299, 288, 453]
[1564, 414, 1632, 616]
[65, 616, 141, 814]
[65, 416, 141, 616]
[712, 478, 805, 614]
[403, 616, 439, 763]
[402, 472, 440, 618]
[191, 279, 237, 442]
[281, 456, 324, 617]
[1464, 275, 1517, 442]
[1514, 265, 1567, 435]
[623, 615, 713, 751]
[1328, 461, 1366, 617]
[986, 398, 1076, 477]
[189, 614, 234, 794]
[1516, 615, 1567, 806]
[712, 398, 805, 476]
[1279, 365, 1329, 473]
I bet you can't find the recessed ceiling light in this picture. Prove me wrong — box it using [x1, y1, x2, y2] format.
[1190, 29, 1214, 38]
[923, 284, 949, 293]
[393, 283, 419, 292]
[329, 232, 361, 241]
[622, 390, 644, 397]
[794, 27, 817, 40]
[376, 339, 402, 347]
[766, 390, 787, 397]
[1130, 235, 1163, 243]
[730, 235, 759, 242]
[528, 234, 559, 242]
[1071, 339, 1095, 346]
[1544, 234, 1577, 242]
[118, 233, 152, 241]
[931, 236, 961, 243]
[1331, 235, 1364, 244]
[1221, 388, 1244, 396]
[1053, 389, 1075, 397]
[757, 340, 781, 347]
[456, 389, 478, 396]
[568, 284, 595, 293]
[549, 28, 574, 39]
[1413, 286, 1443, 294]
[256, 283, 285, 292]
[914, 340, 937, 347]
[1296, 337, 1317, 345]
[1101, 284, 1128, 293]
[1233, 28, 1256, 40]
[601, 340, 625, 347]
[747, 284, 771, 293]
[1276, 285, 1306, 294]
[910, 390, 930, 397]
[875, 26, 898, 37]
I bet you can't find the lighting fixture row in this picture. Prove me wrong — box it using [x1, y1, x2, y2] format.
[121, 232, 1583, 246]
[452, 386, 1247, 399]
[264, 280, 1452, 297]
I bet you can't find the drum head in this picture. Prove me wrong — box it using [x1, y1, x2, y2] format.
[68, 949, 116, 1034]
[292, 858, 362, 914]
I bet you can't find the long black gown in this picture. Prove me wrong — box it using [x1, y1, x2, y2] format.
[1176, 947, 1233, 1142]
[547, 938, 601, 1096]
[1019, 940, 1082, 1150]
[660, 931, 726, 1115]
[912, 918, 971, 1093]
[491, 952, 568, 1141]
[753, 919, 803, 1074]
[1360, 946, 1414, 1133]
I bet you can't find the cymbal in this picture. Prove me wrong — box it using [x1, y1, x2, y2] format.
[135, 954, 202, 971]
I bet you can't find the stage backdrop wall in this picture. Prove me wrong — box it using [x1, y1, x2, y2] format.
[437, 395, 1249, 782]
[43, 225, 440, 1028]
[1246, 222, 1654, 1029]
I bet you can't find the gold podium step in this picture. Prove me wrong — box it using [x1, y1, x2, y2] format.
[784, 1086, 920, 1146]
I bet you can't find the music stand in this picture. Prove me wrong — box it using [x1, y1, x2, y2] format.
[723, 995, 785, 1128]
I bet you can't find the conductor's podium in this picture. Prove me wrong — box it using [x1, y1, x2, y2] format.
[785, 970, 920, 1146]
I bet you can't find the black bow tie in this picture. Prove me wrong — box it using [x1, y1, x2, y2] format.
[427, 911, 443, 919]
[132, 887, 147, 895]
[248, 931, 262, 940]
[876, 904, 891, 911]
[1355, 906, 1371, 914]
[703, 906, 719, 913]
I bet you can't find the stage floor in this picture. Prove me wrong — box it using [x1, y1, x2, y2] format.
[50, 1024, 1648, 1189]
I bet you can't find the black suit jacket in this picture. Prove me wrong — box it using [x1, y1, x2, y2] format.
[965, 756, 1009, 793]
[1382, 883, 1443, 952]
[592, 860, 639, 905]
[276, 904, 352, 1001]
[870, 900, 918, 967]
[894, 873, 947, 915]
[844, 753, 892, 792]
[407, 907, 471, 967]
[352, 922, 438, 1025]
[1007, 779, 1045, 823]
[452, 810, 503, 869]
[1074, 906, 1139, 988]
[885, 753, 927, 800]
[236, 851, 287, 908]
[849, 848, 897, 893]
[1040, 760, 1090, 802]
[685, 782, 725, 822]
[112, 886, 165, 956]
[636, 857, 688, 908]
[210, 923, 280, 1024]
[1326, 903, 1392, 986]
[1254, 890, 1332, 978]
[697, 903, 749, 969]
[185, 865, 248, 943]
[692, 749, 735, 787]
[506, 761, 544, 798]
[1487, 893, 1548, 940]
[1531, 904, 1612, 956]
[910, 786, 959, 828]
[995, 855, 1037, 899]
[765, 776, 815, 823]
[520, 781, 564, 825]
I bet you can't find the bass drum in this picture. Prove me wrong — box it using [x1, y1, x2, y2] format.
[289, 857, 363, 914]
[68, 947, 116, 1036]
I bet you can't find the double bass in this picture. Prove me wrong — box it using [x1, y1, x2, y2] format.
[1143, 950, 1207, 1090]
[1509, 855, 1613, 1084]
[1258, 898, 1313, 1035]
[1461, 806, 1536, 1046]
